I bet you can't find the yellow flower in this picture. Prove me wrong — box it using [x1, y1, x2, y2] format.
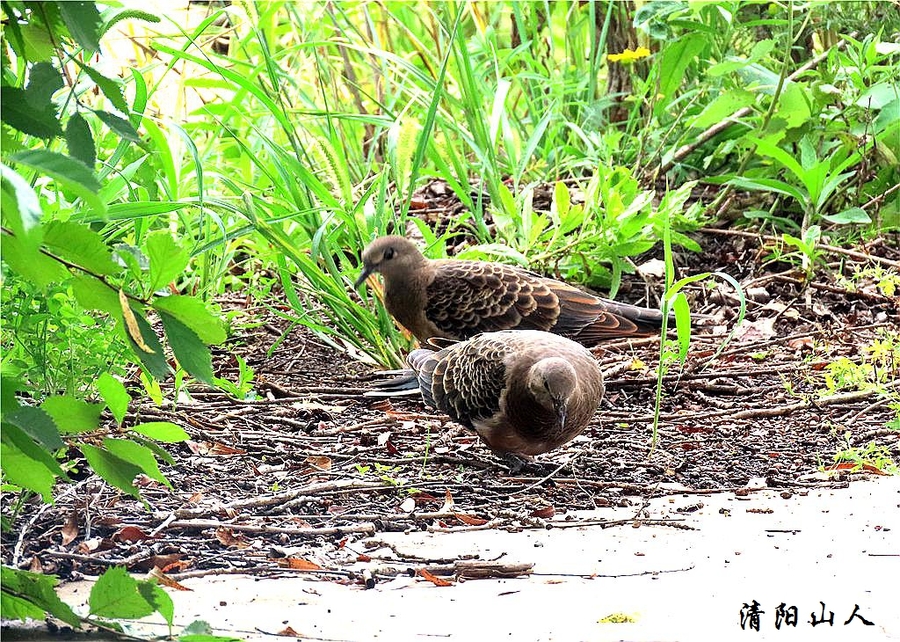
[608, 46, 651, 63]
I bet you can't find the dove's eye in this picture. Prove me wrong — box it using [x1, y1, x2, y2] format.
[384, 248, 396, 260]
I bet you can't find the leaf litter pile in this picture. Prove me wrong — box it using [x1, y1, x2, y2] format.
[3, 226, 898, 591]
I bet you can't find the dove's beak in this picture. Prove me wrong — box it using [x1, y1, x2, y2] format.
[354, 265, 373, 288]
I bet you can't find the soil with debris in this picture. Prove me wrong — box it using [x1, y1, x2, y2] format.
[2, 202, 898, 587]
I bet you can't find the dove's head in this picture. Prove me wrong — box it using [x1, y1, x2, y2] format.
[355, 236, 426, 288]
[527, 357, 578, 430]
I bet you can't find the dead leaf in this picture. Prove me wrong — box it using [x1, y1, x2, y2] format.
[276, 626, 301, 638]
[61, 511, 79, 545]
[28, 556, 42, 573]
[530, 506, 555, 519]
[291, 400, 347, 414]
[787, 336, 814, 350]
[417, 568, 452, 587]
[440, 489, 455, 513]
[357, 553, 372, 562]
[148, 567, 192, 591]
[454, 513, 488, 526]
[113, 526, 154, 543]
[187, 491, 204, 504]
[77, 537, 117, 554]
[120, 289, 155, 353]
[215, 527, 250, 549]
[134, 554, 188, 573]
[370, 399, 393, 412]
[305, 455, 332, 471]
[735, 318, 778, 342]
[277, 557, 323, 571]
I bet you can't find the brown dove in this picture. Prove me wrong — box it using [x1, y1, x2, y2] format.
[406, 330, 604, 457]
[355, 235, 667, 345]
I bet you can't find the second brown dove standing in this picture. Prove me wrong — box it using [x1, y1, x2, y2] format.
[355, 235, 667, 345]
[406, 330, 604, 456]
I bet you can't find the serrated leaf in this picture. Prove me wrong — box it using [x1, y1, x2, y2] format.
[79, 444, 143, 499]
[139, 582, 174, 627]
[88, 567, 155, 618]
[129, 434, 176, 465]
[44, 221, 119, 275]
[94, 110, 140, 141]
[1, 375, 23, 415]
[159, 312, 214, 384]
[123, 306, 170, 380]
[25, 62, 64, 105]
[0, 423, 68, 501]
[73, 61, 128, 114]
[59, 1, 103, 52]
[10, 149, 106, 216]
[65, 113, 96, 168]
[0, 86, 62, 138]
[1, 163, 43, 251]
[0, 567, 81, 627]
[71, 274, 120, 316]
[5, 406, 64, 450]
[97, 373, 130, 425]
[146, 232, 190, 291]
[41, 395, 103, 434]
[153, 296, 226, 344]
[129, 421, 189, 443]
[102, 438, 170, 487]
[0, 233, 70, 288]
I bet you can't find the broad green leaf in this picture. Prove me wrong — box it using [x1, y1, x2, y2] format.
[658, 34, 706, 105]
[5, 406, 64, 450]
[129, 421, 189, 443]
[102, 438, 170, 487]
[153, 296, 226, 344]
[1, 233, 70, 288]
[146, 232, 190, 291]
[690, 90, 755, 129]
[124, 307, 170, 380]
[1, 163, 43, 251]
[822, 207, 871, 225]
[0, 86, 62, 138]
[79, 444, 142, 499]
[734, 63, 781, 94]
[777, 83, 812, 129]
[139, 581, 174, 627]
[41, 396, 103, 434]
[94, 110, 140, 142]
[65, 113, 96, 168]
[130, 434, 176, 465]
[71, 274, 120, 316]
[749, 137, 805, 183]
[0, 567, 81, 627]
[97, 373, 130, 425]
[88, 567, 155, 618]
[75, 62, 128, 114]
[25, 62, 63, 105]
[10, 150, 106, 216]
[1, 591, 48, 625]
[0, 423, 68, 501]
[44, 221, 120, 276]
[159, 312, 214, 384]
[59, 1, 103, 52]
[1, 375, 23, 415]
[855, 82, 900, 110]
[727, 176, 806, 204]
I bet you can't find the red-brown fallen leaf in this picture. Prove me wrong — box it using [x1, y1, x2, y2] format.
[827, 462, 888, 475]
[305, 455, 332, 471]
[531, 506, 555, 519]
[187, 492, 204, 504]
[787, 337, 815, 350]
[768, 452, 781, 458]
[61, 511, 79, 545]
[113, 526, 154, 543]
[276, 626, 301, 637]
[134, 554, 188, 572]
[215, 527, 250, 549]
[678, 442, 699, 451]
[148, 567, 192, 591]
[676, 425, 714, 434]
[409, 197, 429, 210]
[357, 553, 372, 562]
[29, 556, 42, 573]
[369, 399, 393, 412]
[277, 557, 323, 571]
[441, 489, 455, 513]
[454, 513, 488, 526]
[208, 442, 246, 455]
[288, 517, 313, 528]
[417, 568, 452, 586]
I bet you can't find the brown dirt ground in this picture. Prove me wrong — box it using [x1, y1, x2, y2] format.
[2, 221, 898, 588]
